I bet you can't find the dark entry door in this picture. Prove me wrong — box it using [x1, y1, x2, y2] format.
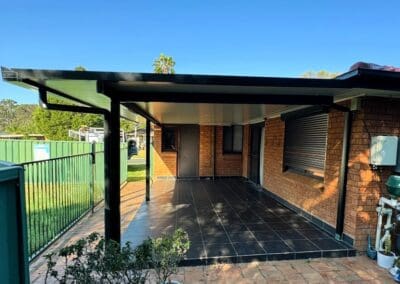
[249, 124, 263, 184]
[178, 125, 199, 178]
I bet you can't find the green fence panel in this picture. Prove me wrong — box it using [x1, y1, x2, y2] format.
[0, 140, 128, 260]
[0, 140, 94, 164]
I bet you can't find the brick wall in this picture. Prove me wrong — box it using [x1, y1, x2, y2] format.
[199, 125, 214, 176]
[214, 126, 243, 176]
[153, 126, 177, 177]
[262, 98, 400, 250]
[346, 98, 400, 249]
[153, 125, 243, 178]
[242, 125, 250, 178]
[263, 109, 346, 235]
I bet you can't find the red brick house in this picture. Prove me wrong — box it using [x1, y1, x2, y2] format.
[2, 65, 400, 253]
[151, 76, 400, 251]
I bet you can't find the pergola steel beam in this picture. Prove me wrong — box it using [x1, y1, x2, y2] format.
[146, 119, 151, 202]
[110, 91, 334, 105]
[104, 98, 121, 244]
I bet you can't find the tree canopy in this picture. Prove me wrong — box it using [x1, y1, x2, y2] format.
[153, 53, 176, 74]
[302, 70, 340, 79]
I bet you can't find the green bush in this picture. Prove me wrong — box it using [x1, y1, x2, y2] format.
[44, 229, 190, 284]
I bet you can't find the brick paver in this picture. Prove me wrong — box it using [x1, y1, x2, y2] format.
[30, 181, 395, 283]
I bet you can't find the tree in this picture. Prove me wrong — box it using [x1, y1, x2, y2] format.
[32, 98, 103, 140]
[0, 99, 18, 132]
[302, 70, 340, 79]
[153, 53, 176, 74]
[74, 66, 86, 71]
[6, 104, 37, 135]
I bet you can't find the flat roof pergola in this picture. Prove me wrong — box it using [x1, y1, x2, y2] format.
[2, 66, 400, 244]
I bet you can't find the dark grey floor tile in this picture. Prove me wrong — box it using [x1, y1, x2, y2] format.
[232, 241, 266, 256]
[274, 229, 306, 240]
[310, 238, 348, 250]
[252, 230, 281, 242]
[202, 232, 230, 244]
[260, 240, 293, 254]
[246, 223, 271, 232]
[185, 243, 207, 259]
[298, 229, 330, 239]
[296, 251, 322, 259]
[204, 243, 237, 257]
[268, 222, 293, 230]
[227, 231, 257, 242]
[284, 239, 320, 252]
[322, 250, 348, 258]
[267, 253, 295, 261]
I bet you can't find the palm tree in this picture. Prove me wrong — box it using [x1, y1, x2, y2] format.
[153, 53, 176, 74]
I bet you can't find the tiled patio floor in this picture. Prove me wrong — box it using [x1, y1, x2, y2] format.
[30, 180, 393, 283]
[123, 178, 355, 265]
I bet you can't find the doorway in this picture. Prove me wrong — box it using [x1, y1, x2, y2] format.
[178, 125, 199, 178]
[249, 123, 264, 184]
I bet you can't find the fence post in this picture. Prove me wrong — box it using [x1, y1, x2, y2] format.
[90, 142, 96, 213]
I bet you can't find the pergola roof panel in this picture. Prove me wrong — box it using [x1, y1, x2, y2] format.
[2, 66, 400, 125]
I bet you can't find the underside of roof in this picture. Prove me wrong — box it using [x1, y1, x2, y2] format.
[2, 67, 400, 125]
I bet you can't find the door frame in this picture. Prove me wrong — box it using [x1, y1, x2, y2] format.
[248, 122, 264, 184]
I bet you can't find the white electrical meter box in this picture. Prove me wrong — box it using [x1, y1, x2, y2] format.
[370, 136, 398, 166]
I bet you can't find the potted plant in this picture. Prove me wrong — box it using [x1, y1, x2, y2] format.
[377, 237, 396, 269]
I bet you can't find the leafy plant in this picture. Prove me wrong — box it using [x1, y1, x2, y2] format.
[149, 228, 190, 283]
[44, 232, 151, 284]
[384, 237, 392, 255]
[44, 229, 190, 284]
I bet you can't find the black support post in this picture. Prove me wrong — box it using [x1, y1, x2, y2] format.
[146, 119, 151, 201]
[335, 111, 352, 240]
[104, 99, 121, 243]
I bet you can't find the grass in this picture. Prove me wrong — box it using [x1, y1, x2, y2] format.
[127, 164, 145, 182]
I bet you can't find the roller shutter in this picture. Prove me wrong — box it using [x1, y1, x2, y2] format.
[284, 113, 328, 178]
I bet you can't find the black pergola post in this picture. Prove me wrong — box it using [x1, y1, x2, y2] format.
[146, 119, 151, 202]
[104, 98, 121, 243]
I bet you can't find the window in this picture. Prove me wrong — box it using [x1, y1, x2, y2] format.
[283, 113, 328, 178]
[162, 127, 177, 152]
[223, 125, 243, 153]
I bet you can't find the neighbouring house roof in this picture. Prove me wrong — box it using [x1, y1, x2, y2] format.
[2, 66, 400, 125]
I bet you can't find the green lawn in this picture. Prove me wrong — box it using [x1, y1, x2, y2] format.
[127, 164, 145, 182]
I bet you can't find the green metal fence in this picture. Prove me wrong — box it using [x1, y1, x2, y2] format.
[0, 140, 128, 260]
[22, 154, 93, 259]
[0, 140, 93, 163]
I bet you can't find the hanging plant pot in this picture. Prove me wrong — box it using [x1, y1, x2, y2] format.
[377, 251, 396, 269]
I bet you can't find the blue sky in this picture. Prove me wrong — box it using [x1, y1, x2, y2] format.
[1, 0, 400, 103]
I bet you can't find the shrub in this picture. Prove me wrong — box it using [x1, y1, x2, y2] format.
[150, 228, 190, 283]
[44, 229, 190, 284]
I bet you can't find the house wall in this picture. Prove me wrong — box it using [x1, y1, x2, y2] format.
[345, 98, 400, 249]
[242, 125, 250, 178]
[215, 126, 243, 176]
[151, 97, 400, 250]
[263, 108, 345, 234]
[153, 126, 177, 177]
[199, 125, 214, 176]
[153, 125, 243, 178]
[262, 97, 400, 250]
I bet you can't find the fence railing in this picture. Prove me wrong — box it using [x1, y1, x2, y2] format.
[22, 153, 96, 260]
[21, 144, 128, 260]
